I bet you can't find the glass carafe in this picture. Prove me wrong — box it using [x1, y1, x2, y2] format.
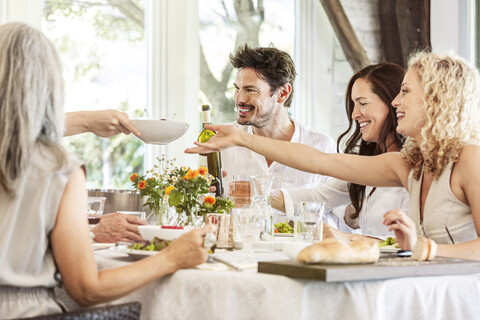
[250, 174, 274, 252]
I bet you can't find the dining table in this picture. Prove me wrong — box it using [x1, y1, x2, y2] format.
[89, 242, 480, 320]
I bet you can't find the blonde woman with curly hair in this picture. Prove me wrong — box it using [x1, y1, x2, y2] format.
[187, 51, 480, 261]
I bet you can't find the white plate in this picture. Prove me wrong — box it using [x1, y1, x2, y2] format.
[92, 243, 115, 250]
[234, 239, 292, 252]
[379, 245, 401, 253]
[274, 233, 294, 237]
[282, 241, 312, 260]
[110, 245, 158, 260]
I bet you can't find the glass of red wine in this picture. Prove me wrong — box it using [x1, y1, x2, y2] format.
[87, 196, 106, 224]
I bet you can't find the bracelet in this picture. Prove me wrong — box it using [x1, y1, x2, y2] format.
[412, 237, 437, 261]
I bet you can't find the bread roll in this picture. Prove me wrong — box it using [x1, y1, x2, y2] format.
[297, 238, 379, 264]
[411, 237, 437, 261]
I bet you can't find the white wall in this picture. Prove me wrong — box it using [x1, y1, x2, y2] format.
[431, 0, 475, 63]
[294, 0, 334, 137]
[0, 0, 41, 27]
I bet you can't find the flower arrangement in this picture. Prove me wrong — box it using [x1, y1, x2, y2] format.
[130, 156, 234, 226]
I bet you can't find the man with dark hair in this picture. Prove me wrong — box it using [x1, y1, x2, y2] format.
[222, 44, 337, 221]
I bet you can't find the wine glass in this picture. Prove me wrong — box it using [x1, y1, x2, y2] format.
[296, 201, 325, 242]
[232, 206, 263, 262]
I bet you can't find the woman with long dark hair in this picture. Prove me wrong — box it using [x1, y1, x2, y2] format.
[268, 62, 408, 238]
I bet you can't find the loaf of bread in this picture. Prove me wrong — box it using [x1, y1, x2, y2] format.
[297, 238, 380, 264]
[411, 237, 437, 261]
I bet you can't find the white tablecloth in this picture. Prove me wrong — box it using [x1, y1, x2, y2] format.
[92, 249, 480, 320]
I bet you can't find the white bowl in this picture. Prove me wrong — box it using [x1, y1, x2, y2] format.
[131, 119, 190, 145]
[138, 225, 188, 241]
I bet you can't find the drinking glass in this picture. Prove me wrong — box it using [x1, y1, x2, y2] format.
[232, 206, 263, 262]
[230, 173, 252, 207]
[205, 213, 234, 249]
[294, 201, 325, 242]
[87, 196, 106, 224]
[250, 174, 274, 251]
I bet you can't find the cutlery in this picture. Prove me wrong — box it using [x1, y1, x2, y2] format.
[208, 255, 243, 272]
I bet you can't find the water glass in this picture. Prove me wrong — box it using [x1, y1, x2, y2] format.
[87, 196, 106, 224]
[232, 206, 263, 261]
[250, 174, 275, 251]
[294, 201, 325, 242]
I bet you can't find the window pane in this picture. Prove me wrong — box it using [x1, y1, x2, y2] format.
[198, 0, 295, 124]
[42, 0, 146, 189]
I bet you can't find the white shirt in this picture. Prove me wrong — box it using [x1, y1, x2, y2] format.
[221, 119, 337, 224]
[281, 178, 410, 238]
[221, 119, 337, 192]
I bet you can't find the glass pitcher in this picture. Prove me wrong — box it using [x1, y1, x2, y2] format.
[250, 174, 275, 252]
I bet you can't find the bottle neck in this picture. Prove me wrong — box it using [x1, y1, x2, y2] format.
[201, 110, 211, 125]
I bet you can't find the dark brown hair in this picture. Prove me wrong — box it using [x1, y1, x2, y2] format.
[230, 44, 296, 107]
[336, 62, 405, 218]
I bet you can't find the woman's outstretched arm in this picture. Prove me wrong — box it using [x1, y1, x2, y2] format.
[185, 124, 410, 188]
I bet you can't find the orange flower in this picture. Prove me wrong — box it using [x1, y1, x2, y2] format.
[203, 195, 216, 205]
[165, 186, 175, 195]
[184, 169, 199, 180]
[138, 180, 146, 189]
[130, 173, 138, 182]
[199, 166, 208, 175]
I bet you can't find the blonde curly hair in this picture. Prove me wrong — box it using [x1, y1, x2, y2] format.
[401, 52, 480, 179]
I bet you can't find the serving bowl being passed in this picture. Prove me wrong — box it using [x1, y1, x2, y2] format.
[138, 226, 188, 241]
[131, 119, 189, 145]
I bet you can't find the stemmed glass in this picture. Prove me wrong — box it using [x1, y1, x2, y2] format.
[232, 206, 263, 262]
[296, 201, 325, 242]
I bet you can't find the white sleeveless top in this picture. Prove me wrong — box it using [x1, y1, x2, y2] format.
[407, 162, 477, 244]
[0, 145, 83, 288]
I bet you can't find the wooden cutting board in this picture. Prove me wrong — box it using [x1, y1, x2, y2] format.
[258, 255, 480, 282]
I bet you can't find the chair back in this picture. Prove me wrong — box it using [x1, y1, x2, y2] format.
[19, 301, 142, 320]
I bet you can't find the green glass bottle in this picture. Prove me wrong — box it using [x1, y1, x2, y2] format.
[198, 105, 223, 196]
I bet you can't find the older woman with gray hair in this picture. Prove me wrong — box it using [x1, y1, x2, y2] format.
[0, 22, 213, 318]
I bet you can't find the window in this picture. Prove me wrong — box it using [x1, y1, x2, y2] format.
[198, 0, 295, 124]
[42, 0, 146, 188]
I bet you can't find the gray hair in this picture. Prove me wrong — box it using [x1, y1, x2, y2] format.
[0, 22, 66, 194]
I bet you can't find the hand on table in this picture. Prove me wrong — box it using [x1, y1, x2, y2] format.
[92, 212, 147, 243]
[383, 209, 417, 250]
[164, 224, 216, 269]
